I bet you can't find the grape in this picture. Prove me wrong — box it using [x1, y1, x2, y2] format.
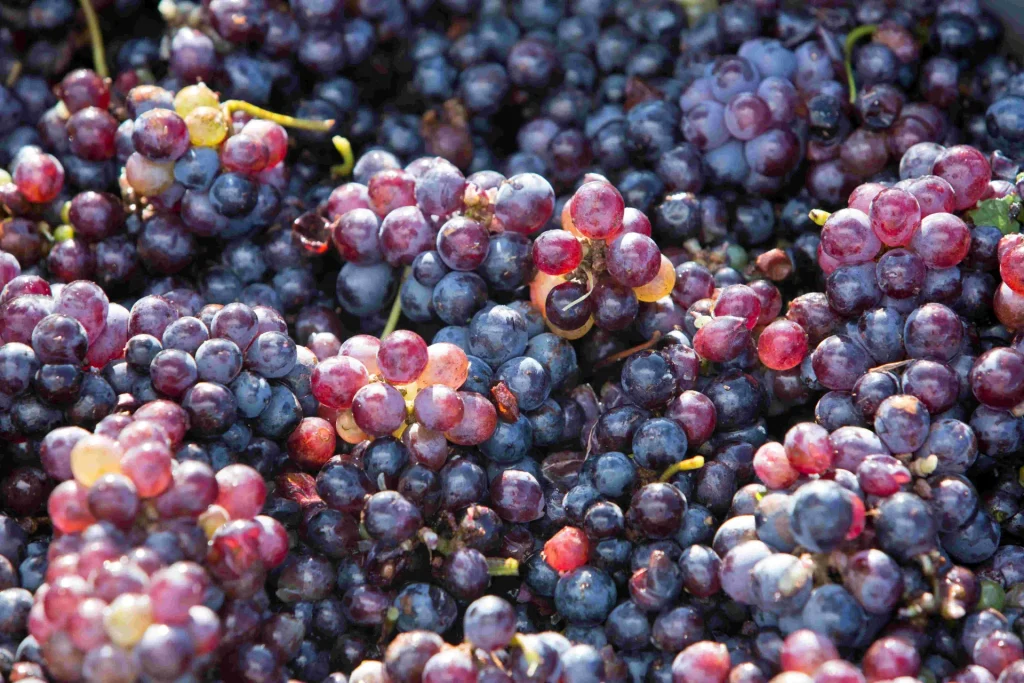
[332, 208, 382, 264]
[970, 348, 1024, 409]
[533, 230, 583, 276]
[352, 382, 407, 437]
[378, 330, 429, 385]
[758, 320, 808, 371]
[436, 217, 489, 271]
[311, 356, 370, 410]
[932, 145, 991, 211]
[903, 175, 957, 216]
[869, 188, 920, 247]
[910, 212, 971, 268]
[414, 385, 465, 432]
[569, 180, 625, 240]
[724, 93, 771, 141]
[607, 233, 662, 288]
[1001, 244, 1024, 295]
[784, 423, 833, 475]
[444, 392, 497, 446]
[12, 149, 64, 204]
[694, 316, 749, 363]
[492, 173, 555, 234]
[820, 209, 881, 266]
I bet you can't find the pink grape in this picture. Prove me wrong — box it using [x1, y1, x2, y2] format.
[532, 230, 583, 276]
[932, 144, 991, 211]
[757, 319, 808, 371]
[378, 330, 429, 384]
[311, 356, 369, 410]
[820, 209, 881, 265]
[413, 385, 465, 432]
[868, 188, 920, 247]
[444, 392, 497, 446]
[214, 464, 267, 519]
[606, 233, 661, 288]
[847, 183, 887, 212]
[753, 442, 799, 489]
[1001, 244, 1024, 294]
[910, 212, 971, 268]
[569, 180, 624, 240]
[693, 316, 750, 363]
[714, 285, 762, 330]
[351, 382, 407, 436]
[340, 334, 381, 375]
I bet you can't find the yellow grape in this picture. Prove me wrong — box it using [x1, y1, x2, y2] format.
[548, 316, 594, 340]
[70, 435, 123, 487]
[530, 271, 565, 316]
[561, 201, 584, 238]
[185, 106, 228, 147]
[124, 153, 174, 196]
[335, 410, 368, 445]
[633, 255, 676, 302]
[104, 594, 153, 648]
[199, 505, 230, 539]
[173, 83, 220, 116]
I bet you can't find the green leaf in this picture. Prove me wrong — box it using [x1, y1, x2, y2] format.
[967, 195, 1021, 235]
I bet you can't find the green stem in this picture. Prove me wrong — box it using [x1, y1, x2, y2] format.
[77, 0, 108, 78]
[381, 267, 411, 339]
[4, 62, 21, 88]
[331, 136, 355, 177]
[845, 24, 879, 104]
[487, 557, 520, 576]
[659, 456, 705, 482]
[221, 100, 335, 132]
[510, 634, 541, 676]
[808, 209, 832, 227]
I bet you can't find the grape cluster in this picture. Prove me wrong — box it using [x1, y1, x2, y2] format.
[529, 177, 676, 338]
[310, 330, 497, 451]
[37, 407, 287, 683]
[317, 156, 550, 334]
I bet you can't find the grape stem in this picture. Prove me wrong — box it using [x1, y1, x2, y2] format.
[4, 61, 21, 88]
[77, 0, 108, 78]
[221, 101, 335, 132]
[487, 557, 520, 576]
[509, 635, 541, 676]
[844, 24, 879, 104]
[560, 288, 592, 312]
[808, 209, 831, 226]
[380, 267, 412, 339]
[594, 331, 662, 370]
[331, 136, 355, 177]
[659, 456, 705, 482]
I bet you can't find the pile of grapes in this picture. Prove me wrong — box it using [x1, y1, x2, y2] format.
[2, 0, 1024, 681]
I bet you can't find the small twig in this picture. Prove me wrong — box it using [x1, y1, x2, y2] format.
[872, 358, 913, 374]
[594, 331, 663, 370]
[561, 288, 592, 313]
